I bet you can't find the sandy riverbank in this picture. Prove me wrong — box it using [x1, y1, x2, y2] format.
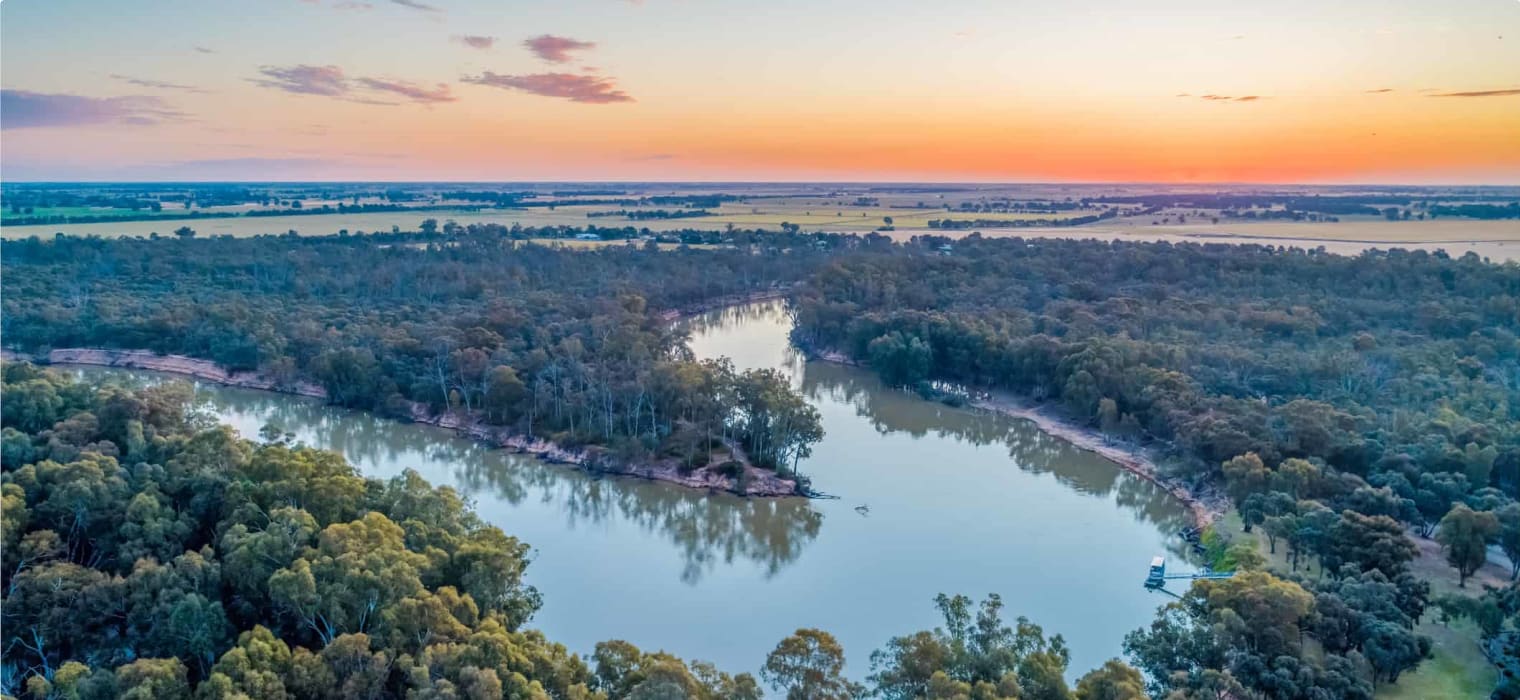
[1, 347, 800, 498]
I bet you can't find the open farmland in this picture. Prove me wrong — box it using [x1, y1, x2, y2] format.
[4, 183, 1516, 261]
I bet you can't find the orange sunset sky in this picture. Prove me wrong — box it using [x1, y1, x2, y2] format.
[2, 0, 1518, 183]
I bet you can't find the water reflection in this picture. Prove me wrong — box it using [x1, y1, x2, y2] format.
[77, 368, 823, 584]
[797, 361, 1192, 535]
[72, 302, 1195, 677]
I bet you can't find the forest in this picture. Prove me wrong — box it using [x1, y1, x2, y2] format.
[0, 229, 839, 483]
[14, 365, 1500, 699]
[4, 230, 1520, 698]
[790, 234, 1520, 697]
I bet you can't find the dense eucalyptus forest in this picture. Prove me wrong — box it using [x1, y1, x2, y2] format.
[0, 365, 1165, 700]
[3, 229, 1520, 699]
[1, 230, 836, 482]
[790, 235, 1520, 697]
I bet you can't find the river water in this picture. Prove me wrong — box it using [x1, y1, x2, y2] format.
[75, 300, 1192, 681]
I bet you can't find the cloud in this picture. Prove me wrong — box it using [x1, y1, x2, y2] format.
[389, 0, 439, 11]
[1428, 88, 1520, 98]
[524, 35, 596, 63]
[1365, 88, 1395, 94]
[252, 64, 350, 96]
[1, 89, 186, 129]
[193, 45, 215, 54]
[462, 71, 633, 103]
[110, 74, 207, 93]
[1183, 94, 1265, 102]
[355, 77, 456, 103]
[630, 153, 675, 161]
[453, 34, 495, 49]
[251, 64, 456, 104]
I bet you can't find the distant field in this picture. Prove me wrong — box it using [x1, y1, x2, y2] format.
[1106, 218, 1520, 244]
[6, 201, 1515, 261]
[0, 209, 536, 239]
[1, 202, 1035, 237]
[893, 220, 1520, 262]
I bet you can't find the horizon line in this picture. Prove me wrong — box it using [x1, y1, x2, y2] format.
[5, 179, 1520, 188]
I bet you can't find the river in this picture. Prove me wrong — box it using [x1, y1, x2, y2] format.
[72, 300, 1194, 681]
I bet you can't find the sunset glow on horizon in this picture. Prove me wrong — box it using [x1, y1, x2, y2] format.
[3, 0, 1518, 183]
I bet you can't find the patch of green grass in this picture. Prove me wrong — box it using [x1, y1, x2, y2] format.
[1219, 507, 1499, 698]
[1377, 619, 1496, 700]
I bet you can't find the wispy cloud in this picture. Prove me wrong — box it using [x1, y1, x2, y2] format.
[1, 89, 186, 129]
[252, 64, 350, 96]
[524, 35, 596, 63]
[1428, 88, 1520, 98]
[453, 34, 495, 49]
[192, 45, 215, 54]
[110, 74, 208, 93]
[390, 0, 439, 11]
[462, 71, 633, 103]
[251, 64, 455, 104]
[1365, 88, 1395, 94]
[1183, 94, 1266, 102]
[355, 77, 456, 103]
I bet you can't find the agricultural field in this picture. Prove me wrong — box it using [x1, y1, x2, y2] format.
[4, 183, 1516, 261]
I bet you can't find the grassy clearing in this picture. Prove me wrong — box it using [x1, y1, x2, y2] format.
[1378, 619, 1497, 700]
[1218, 508, 1502, 698]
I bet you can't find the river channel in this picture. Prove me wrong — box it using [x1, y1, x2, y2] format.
[74, 300, 1194, 680]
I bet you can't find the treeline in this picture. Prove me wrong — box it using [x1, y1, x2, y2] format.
[0, 230, 840, 476]
[1, 203, 485, 227]
[790, 235, 1520, 697]
[926, 209, 1120, 230]
[3, 210, 214, 227]
[1093, 192, 1519, 219]
[586, 209, 714, 220]
[953, 200, 1092, 213]
[1429, 202, 1520, 220]
[242, 203, 483, 218]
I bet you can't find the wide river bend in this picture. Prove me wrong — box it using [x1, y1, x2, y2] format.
[75, 301, 1194, 680]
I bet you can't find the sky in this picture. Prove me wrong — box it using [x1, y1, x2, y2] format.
[2, 0, 1518, 183]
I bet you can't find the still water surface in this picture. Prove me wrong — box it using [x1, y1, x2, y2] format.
[79, 301, 1191, 679]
